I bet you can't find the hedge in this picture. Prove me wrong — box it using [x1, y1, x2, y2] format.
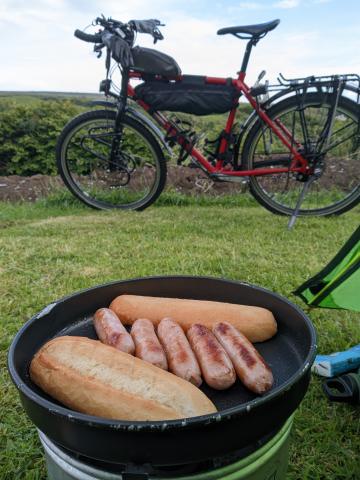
[0, 98, 252, 177]
[0, 100, 82, 176]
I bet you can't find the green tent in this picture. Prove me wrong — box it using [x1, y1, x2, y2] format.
[294, 226, 360, 312]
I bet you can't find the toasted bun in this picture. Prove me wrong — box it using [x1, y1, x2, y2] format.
[110, 295, 277, 342]
[30, 336, 216, 421]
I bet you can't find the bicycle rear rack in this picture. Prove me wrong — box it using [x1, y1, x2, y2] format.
[265, 72, 360, 229]
[273, 72, 360, 104]
[277, 72, 360, 86]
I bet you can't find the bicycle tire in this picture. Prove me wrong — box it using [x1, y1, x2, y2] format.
[242, 92, 360, 216]
[56, 109, 167, 210]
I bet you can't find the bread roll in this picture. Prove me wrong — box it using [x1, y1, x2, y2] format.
[110, 295, 277, 342]
[30, 336, 216, 421]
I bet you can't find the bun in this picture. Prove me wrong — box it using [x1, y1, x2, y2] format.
[30, 336, 217, 421]
[110, 295, 277, 342]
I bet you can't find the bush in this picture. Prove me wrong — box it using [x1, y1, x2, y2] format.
[0, 98, 253, 176]
[0, 100, 82, 175]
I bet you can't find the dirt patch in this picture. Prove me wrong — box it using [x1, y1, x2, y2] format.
[0, 166, 246, 202]
[0, 175, 63, 202]
[0, 159, 357, 203]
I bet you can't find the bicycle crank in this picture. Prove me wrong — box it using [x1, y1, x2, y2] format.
[210, 173, 249, 184]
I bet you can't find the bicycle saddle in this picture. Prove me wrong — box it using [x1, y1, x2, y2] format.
[217, 19, 280, 39]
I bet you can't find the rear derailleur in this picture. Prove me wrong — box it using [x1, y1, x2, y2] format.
[296, 144, 326, 182]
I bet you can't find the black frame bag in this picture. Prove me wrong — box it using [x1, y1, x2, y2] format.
[135, 75, 239, 115]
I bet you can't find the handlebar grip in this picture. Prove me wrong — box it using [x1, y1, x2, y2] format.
[74, 29, 102, 43]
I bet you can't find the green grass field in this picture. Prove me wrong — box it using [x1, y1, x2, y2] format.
[0, 194, 359, 479]
[0, 91, 102, 103]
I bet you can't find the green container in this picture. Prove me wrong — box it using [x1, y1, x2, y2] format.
[39, 415, 294, 480]
[177, 415, 293, 480]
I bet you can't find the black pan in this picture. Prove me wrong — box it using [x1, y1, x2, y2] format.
[8, 276, 317, 466]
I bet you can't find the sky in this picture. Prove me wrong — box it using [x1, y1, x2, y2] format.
[0, 0, 359, 92]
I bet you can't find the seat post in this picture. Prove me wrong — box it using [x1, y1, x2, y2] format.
[239, 38, 257, 76]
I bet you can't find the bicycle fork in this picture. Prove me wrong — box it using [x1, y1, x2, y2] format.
[109, 70, 129, 171]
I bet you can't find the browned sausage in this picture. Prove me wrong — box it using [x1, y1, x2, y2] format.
[157, 318, 202, 387]
[213, 322, 273, 394]
[187, 324, 236, 390]
[131, 318, 168, 370]
[93, 308, 135, 355]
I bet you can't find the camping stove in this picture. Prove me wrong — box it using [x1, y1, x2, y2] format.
[38, 415, 293, 480]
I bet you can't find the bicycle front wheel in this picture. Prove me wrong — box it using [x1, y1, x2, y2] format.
[56, 110, 167, 210]
[242, 92, 360, 216]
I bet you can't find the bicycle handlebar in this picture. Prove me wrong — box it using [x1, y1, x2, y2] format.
[74, 29, 103, 43]
[74, 16, 164, 47]
[74, 16, 165, 70]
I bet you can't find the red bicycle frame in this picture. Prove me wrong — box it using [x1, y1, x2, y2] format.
[126, 70, 310, 178]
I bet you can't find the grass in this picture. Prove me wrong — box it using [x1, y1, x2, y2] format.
[0, 194, 359, 479]
[0, 91, 102, 104]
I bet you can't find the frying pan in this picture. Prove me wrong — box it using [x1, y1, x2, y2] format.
[8, 276, 317, 466]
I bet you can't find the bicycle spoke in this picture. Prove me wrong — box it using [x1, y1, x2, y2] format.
[59, 113, 165, 209]
[320, 123, 358, 155]
[246, 93, 360, 215]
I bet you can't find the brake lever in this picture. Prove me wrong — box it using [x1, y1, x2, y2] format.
[153, 28, 164, 44]
[95, 14, 106, 26]
[94, 43, 105, 58]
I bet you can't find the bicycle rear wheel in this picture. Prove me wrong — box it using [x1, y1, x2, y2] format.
[242, 92, 360, 216]
[56, 110, 166, 210]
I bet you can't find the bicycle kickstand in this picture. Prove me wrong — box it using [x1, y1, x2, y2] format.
[287, 175, 318, 230]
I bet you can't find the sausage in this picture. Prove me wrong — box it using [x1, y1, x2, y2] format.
[213, 322, 273, 394]
[93, 308, 135, 355]
[157, 318, 202, 387]
[131, 318, 168, 370]
[187, 324, 236, 390]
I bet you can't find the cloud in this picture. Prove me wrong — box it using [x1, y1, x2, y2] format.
[228, 0, 302, 13]
[237, 2, 263, 8]
[0, 0, 358, 92]
[273, 0, 301, 8]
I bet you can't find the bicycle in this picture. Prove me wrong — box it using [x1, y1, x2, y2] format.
[56, 16, 360, 225]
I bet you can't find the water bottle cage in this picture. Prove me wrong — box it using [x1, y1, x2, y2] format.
[165, 117, 198, 164]
[204, 130, 237, 165]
